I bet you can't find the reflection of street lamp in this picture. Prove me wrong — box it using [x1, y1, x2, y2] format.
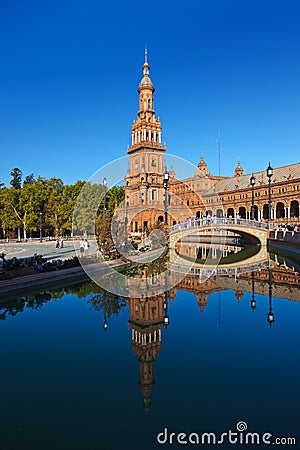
[250, 174, 255, 220]
[163, 294, 169, 329]
[266, 162, 273, 221]
[267, 267, 275, 327]
[103, 310, 108, 331]
[251, 270, 256, 311]
[39, 212, 42, 243]
[163, 170, 169, 226]
[103, 177, 107, 225]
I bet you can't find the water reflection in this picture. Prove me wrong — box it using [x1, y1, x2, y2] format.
[128, 292, 170, 411]
[87, 291, 126, 330]
[176, 241, 261, 265]
[267, 267, 275, 327]
[1, 253, 299, 415]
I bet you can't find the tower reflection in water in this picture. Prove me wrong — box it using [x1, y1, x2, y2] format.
[94, 256, 300, 410]
[1, 254, 299, 413]
[128, 291, 170, 411]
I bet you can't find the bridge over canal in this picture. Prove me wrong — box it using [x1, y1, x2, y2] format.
[168, 218, 269, 276]
[169, 218, 269, 248]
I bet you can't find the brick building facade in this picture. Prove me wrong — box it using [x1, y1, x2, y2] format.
[124, 53, 300, 234]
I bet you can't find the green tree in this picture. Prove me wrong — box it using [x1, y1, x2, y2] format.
[0, 187, 20, 237]
[19, 183, 43, 235]
[102, 185, 125, 217]
[60, 180, 85, 236]
[10, 168, 22, 189]
[73, 182, 104, 236]
[44, 178, 64, 236]
[23, 173, 35, 185]
[95, 185, 125, 255]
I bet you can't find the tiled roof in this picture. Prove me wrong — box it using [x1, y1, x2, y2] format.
[212, 162, 300, 193]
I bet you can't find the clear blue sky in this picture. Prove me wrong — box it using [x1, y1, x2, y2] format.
[1, 0, 299, 186]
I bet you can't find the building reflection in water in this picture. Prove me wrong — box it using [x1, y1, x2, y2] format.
[120, 256, 300, 409]
[1, 254, 300, 411]
[128, 293, 166, 411]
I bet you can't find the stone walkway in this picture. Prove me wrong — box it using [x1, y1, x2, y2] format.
[0, 240, 80, 261]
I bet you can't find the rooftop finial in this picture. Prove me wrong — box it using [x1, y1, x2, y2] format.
[143, 47, 149, 75]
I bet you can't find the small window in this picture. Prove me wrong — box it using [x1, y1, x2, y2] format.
[151, 189, 157, 201]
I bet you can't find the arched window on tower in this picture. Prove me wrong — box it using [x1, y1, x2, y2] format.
[148, 99, 151, 109]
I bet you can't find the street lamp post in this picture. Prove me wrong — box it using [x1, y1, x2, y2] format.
[163, 170, 169, 226]
[250, 174, 255, 220]
[103, 177, 107, 225]
[125, 197, 129, 248]
[39, 212, 42, 243]
[266, 162, 273, 221]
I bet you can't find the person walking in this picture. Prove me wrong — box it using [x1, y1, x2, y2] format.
[55, 238, 60, 249]
[79, 239, 85, 258]
[84, 239, 89, 257]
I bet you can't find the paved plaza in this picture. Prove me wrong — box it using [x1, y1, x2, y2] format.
[0, 240, 80, 261]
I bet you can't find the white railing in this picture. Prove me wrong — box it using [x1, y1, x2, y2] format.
[170, 217, 268, 233]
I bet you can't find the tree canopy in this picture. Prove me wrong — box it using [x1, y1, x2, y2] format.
[0, 168, 124, 240]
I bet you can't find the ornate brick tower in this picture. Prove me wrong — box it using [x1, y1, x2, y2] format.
[125, 50, 167, 233]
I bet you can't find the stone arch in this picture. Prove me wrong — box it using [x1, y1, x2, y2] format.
[239, 206, 246, 219]
[276, 202, 285, 219]
[216, 209, 224, 218]
[253, 205, 258, 220]
[263, 204, 269, 220]
[290, 200, 299, 218]
[227, 207, 234, 218]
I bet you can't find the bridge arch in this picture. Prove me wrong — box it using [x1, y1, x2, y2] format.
[169, 218, 268, 248]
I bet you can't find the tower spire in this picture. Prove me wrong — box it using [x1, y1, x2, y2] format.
[127, 52, 165, 153]
[143, 47, 150, 75]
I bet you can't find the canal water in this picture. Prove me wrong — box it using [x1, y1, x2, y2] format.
[0, 249, 299, 449]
